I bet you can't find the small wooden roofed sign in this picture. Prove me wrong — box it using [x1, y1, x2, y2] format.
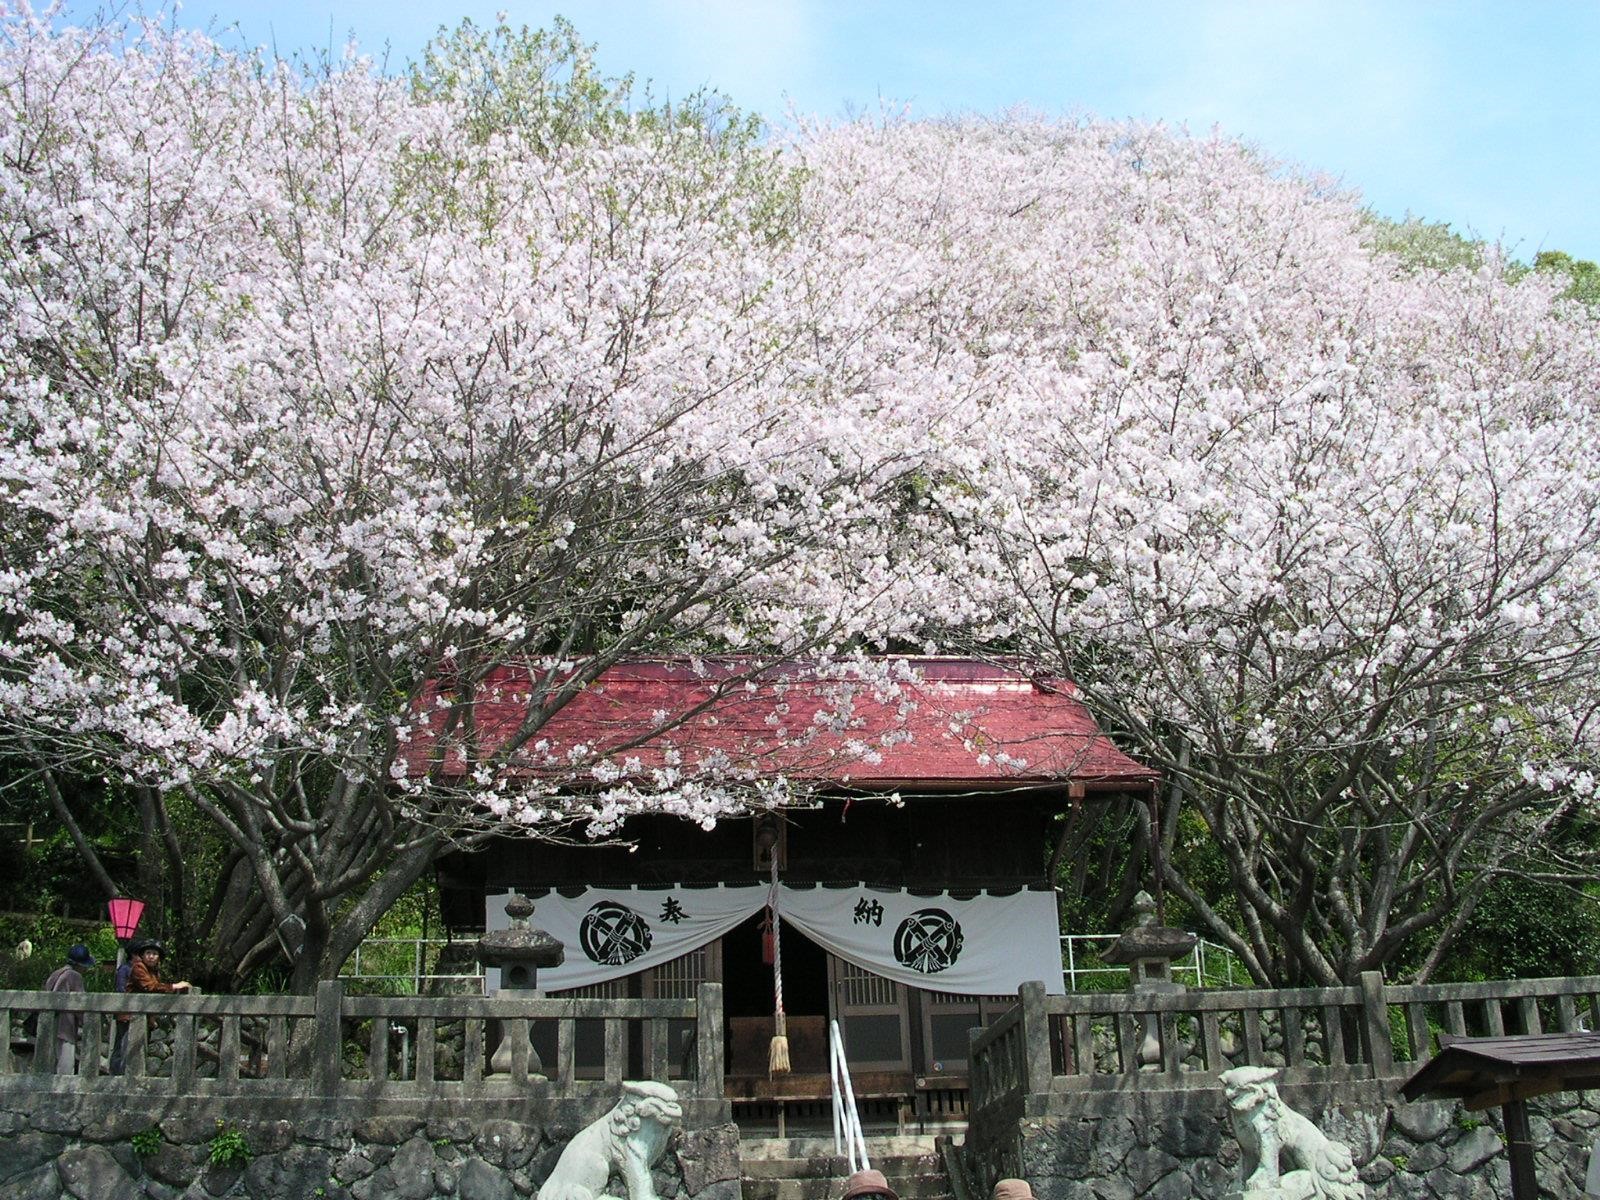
[1400, 1031, 1600, 1199]
[403, 655, 1159, 795]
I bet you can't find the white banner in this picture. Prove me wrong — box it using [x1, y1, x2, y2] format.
[486, 885, 758, 993]
[486, 884, 1064, 995]
[779, 885, 1065, 995]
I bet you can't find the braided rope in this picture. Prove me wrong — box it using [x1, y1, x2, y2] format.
[769, 853, 784, 1019]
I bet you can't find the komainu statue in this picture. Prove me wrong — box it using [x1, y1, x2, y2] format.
[1219, 1066, 1366, 1200]
[538, 1081, 684, 1200]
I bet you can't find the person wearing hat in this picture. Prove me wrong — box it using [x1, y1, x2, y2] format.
[42, 944, 95, 1074]
[108, 940, 134, 1076]
[991, 1181, 1034, 1200]
[110, 939, 191, 1075]
[841, 1169, 898, 1200]
[128, 939, 192, 999]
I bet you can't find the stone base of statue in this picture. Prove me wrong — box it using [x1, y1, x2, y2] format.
[487, 1018, 546, 1081]
[1222, 1182, 1325, 1200]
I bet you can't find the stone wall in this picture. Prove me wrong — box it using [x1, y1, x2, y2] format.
[0, 1095, 742, 1200]
[974, 1082, 1594, 1200]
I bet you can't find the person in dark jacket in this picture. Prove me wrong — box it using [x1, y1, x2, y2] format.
[127, 939, 192, 997]
[41, 944, 95, 1073]
[110, 939, 190, 1075]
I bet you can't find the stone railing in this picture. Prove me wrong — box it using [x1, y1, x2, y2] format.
[964, 973, 1600, 1199]
[968, 972, 1600, 1123]
[0, 980, 727, 1121]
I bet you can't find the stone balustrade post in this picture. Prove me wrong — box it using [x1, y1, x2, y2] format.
[315, 979, 344, 1096]
[1018, 980, 1053, 1098]
[696, 981, 724, 1098]
[1359, 970, 1395, 1076]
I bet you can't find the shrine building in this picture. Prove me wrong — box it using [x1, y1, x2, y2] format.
[423, 656, 1157, 1129]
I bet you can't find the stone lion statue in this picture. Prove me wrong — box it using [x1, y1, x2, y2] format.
[1219, 1067, 1365, 1200]
[538, 1081, 684, 1200]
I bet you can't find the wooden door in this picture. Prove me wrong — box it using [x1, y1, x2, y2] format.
[827, 954, 911, 1072]
[917, 990, 1011, 1078]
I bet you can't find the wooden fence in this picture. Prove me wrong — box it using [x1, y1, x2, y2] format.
[0, 980, 725, 1103]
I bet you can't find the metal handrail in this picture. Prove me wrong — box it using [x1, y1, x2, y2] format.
[340, 937, 483, 992]
[829, 1019, 870, 1172]
[1060, 933, 1243, 989]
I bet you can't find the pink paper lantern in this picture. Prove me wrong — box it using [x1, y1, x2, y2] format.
[107, 897, 146, 940]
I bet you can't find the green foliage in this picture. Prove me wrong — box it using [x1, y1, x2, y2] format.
[1387, 1004, 1420, 1063]
[130, 1127, 162, 1157]
[334, 876, 453, 996]
[1364, 213, 1484, 273]
[1365, 213, 1599, 313]
[207, 1121, 252, 1169]
[0, 913, 118, 990]
[408, 16, 802, 248]
[363, 876, 442, 938]
[410, 16, 630, 153]
[1055, 803, 1142, 935]
[1162, 807, 1242, 934]
[236, 964, 293, 996]
[0, 766, 132, 920]
[1062, 947, 1136, 992]
[1429, 877, 1600, 982]
[1534, 250, 1600, 307]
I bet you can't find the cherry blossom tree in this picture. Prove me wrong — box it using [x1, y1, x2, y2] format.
[7, 7, 1600, 994]
[0, 13, 939, 990]
[790, 118, 1600, 984]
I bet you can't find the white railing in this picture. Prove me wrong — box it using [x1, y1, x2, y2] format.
[829, 1019, 870, 1171]
[339, 937, 483, 993]
[1060, 933, 1244, 990]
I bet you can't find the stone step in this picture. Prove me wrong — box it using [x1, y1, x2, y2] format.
[741, 1155, 942, 1180]
[742, 1136, 942, 1160]
[741, 1177, 953, 1200]
[739, 1135, 953, 1200]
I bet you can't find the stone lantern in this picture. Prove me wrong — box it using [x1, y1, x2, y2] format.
[476, 893, 564, 1077]
[1104, 890, 1198, 1067]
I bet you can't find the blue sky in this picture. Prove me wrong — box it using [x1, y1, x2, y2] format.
[65, 1, 1600, 262]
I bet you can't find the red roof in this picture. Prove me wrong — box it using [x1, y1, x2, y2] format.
[404, 657, 1156, 792]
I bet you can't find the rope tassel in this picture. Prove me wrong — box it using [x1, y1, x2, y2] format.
[769, 1009, 790, 1075]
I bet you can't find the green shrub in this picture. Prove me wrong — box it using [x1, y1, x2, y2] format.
[0, 914, 119, 991]
[208, 1122, 252, 1169]
[1428, 877, 1600, 982]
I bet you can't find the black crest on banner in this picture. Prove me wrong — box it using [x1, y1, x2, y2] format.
[579, 900, 653, 965]
[893, 907, 964, 974]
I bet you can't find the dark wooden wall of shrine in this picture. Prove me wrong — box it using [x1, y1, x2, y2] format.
[437, 790, 1072, 930]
